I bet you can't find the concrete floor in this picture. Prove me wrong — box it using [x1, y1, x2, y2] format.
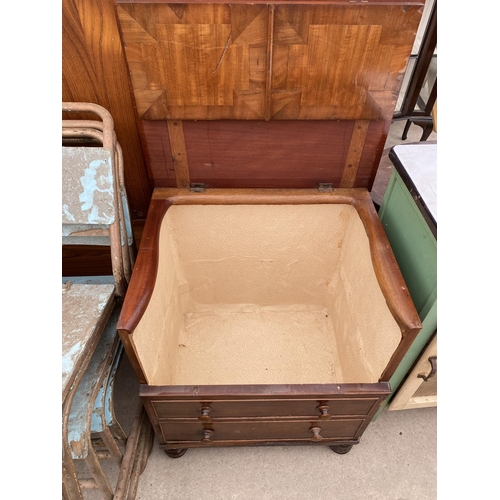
[82, 352, 436, 500]
[136, 408, 436, 500]
[78, 119, 438, 500]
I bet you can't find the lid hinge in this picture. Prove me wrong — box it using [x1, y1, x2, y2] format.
[190, 183, 206, 193]
[318, 183, 333, 193]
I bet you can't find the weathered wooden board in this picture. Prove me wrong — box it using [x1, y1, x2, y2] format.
[62, 283, 115, 401]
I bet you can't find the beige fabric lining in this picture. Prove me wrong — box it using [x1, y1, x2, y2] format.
[326, 213, 402, 382]
[131, 204, 401, 385]
[174, 306, 339, 385]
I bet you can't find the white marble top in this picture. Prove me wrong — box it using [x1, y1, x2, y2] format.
[392, 143, 437, 223]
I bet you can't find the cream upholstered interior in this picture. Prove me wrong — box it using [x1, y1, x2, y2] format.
[131, 204, 402, 385]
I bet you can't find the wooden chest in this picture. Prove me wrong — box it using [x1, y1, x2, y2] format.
[115, 0, 424, 457]
[117, 188, 421, 456]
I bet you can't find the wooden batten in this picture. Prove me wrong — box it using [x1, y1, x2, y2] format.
[166, 120, 191, 188]
[340, 120, 371, 188]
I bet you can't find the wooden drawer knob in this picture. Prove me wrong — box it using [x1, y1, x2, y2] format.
[199, 405, 213, 422]
[309, 426, 323, 442]
[316, 404, 331, 419]
[201, 429, 214, 444]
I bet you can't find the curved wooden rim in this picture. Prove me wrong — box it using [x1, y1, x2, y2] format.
[117, 198, 172, 335]
[352, 193, 422, 335]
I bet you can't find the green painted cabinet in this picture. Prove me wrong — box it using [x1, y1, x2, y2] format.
[376, 143, 437, 415]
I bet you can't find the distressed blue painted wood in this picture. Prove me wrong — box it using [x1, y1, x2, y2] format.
[62, 147, 115, 226]
[62, 282, 115, 402]
[91, 343, 124, 434]
[67, 303, 121, 461]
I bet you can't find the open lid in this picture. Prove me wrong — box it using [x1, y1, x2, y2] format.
[116, 0, 425, 190]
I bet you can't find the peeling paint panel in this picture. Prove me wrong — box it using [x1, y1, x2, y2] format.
[65, 302, 121, 460]
[62, 283, 115, 397]
[62, 147, 115, 225]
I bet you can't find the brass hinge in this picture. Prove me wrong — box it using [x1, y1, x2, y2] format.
[318, 183, 333, 193]
[190, 183, 206, 193]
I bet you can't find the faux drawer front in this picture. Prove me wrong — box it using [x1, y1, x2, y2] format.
[151, 398, 378, 421]
[160, 419, 364, 444]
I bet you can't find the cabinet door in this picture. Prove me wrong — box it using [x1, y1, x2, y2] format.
[389, 334, 437, 411]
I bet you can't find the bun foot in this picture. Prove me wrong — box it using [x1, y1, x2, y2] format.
[165, 448, 188, 458]
[329, 445, 353, 455]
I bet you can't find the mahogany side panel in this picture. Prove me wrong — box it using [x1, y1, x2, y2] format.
[183, 120, 351, 188]
[354, 192, 421, 335]
[141, 120, 388, 189]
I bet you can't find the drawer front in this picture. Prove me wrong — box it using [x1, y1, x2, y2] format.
[151, 398, 378, 420]
[160, 419, 364, 444]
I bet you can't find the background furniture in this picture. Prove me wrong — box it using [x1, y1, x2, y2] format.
[376, 142, 437, 413]
[390, 333, 437, 410]
[393, 0, 437, 141]
[62, 102, 136, 293]
[62, 103, 153, 499]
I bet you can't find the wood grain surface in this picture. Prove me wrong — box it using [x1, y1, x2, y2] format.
[166, 120, 191, 188]
[114, 2, 422, 189]
[116, 3, 423, 121]
[140, 119, 389, 189]
[63, 0, 152, 218]
[340, 120, 371, 188]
